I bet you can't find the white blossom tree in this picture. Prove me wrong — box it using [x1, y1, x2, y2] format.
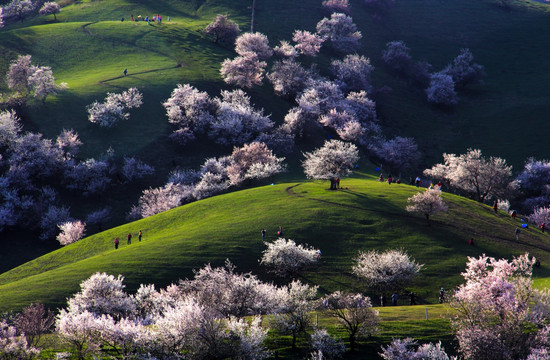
[0, 8, 4, 28]
[352, 249, 423, 293]
[234, 32, 273, 60]
[424, 149, 513, 203]
[406, 188, 448, 225]
[56, 220, 86, 246]
[529, 206, 550, 227]
[260, 238, 319, 277]
[204, 14, 240, 44]
[316, 13, 362, 53]
[380, 338, 456, 360]
[330, 54, 374, 92]
[39, 1, 61, 20]
[63, 158, 112, 195]
[87, 88, 143, 127]
[6, 54, 33, 92]
[129, 182, 192, 219]
[271, 280, 318, 348]
[310, 328, 346, 359]
[451, 253, 550, 360]
[27, 65, 67, 102]
[0, 109, 22, 145]
[319, 109, 363, 142]
[323, 292, 378, 351]
[302, 140, 359, 189]
[426, 72, 458, 106]
[209, 89, 273, 146]
[293, 30, 325, 57]
[0, 321, 40, 360]
[178, 260, 282, 318]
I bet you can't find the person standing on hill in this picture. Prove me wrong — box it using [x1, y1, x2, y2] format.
[492, 201, 498, 213]
[392, 292, 399, 306]
[540, 223, 546, 233]
[114, 238, 119, 249]
[261, 229, 266, 240]
[124, 68, 127, 77]
[515, 227, 521, 241]
[127, 233, 132, 245]
[138, 230, 142, 242]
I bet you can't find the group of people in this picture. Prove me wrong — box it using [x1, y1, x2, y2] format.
[114, 230, 143, 249]
[260, 226, 285, 240]
[378, 174, 402, 184]
[130, 14, 167, 24]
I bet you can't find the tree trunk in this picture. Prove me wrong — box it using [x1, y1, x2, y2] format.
[425, 213, 431, 226]
[349, 334, 356, 351]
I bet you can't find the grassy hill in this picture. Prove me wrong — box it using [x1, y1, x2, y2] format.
[1, 175, 550, 312]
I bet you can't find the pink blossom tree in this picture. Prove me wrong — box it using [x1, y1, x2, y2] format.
[56, 220, 86, 245]
[56, 129, 82, 158]
[226, 142, 285, 186]
[220, 53, 267, 88]
[292, 30, 325, 57]
[234, 32, 273, 60]
[319, 109, 363, 142]
[39, 2, 61, 20]
[302, 140, 359, 189]
[3, 0, 34, 22]
[352, 249, 423, 292]
[310, 328, 346, 359]
[204, 14, 240, 44]
[321, 0, 351, 14]
[0, 109, 22, 145]
[451, 253, 550, 360]
[316, 13, 362, 53]
[529, 206, 550, 227]
[267, 59, 311, 98]
[273, 40, 298, 58]
[406, 188, 448, 225]
[14, 302, 55, 348]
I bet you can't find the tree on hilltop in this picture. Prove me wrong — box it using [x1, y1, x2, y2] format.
[39, 2, 61, 20]
[424, 148, 513, 203]
[204, 14, 240, 45]
[302, 140, 359, 190]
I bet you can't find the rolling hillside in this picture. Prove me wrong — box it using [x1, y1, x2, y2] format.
[1, 176, 549, 312]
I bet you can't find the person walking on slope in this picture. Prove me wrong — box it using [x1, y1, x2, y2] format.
[114, 237, 119, 249]
[515, 227, 521, 241]
[138, 230, 142, 242]
[127, 233, 132, 244]
[492, 201, 498, 213]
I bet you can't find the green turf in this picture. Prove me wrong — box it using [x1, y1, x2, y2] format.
[1, 177, 549, 312]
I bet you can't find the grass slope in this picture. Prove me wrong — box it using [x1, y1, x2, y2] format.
[1, 176, 549, 312]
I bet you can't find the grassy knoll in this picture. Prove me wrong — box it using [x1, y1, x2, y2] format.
[1, 177, 549, 312]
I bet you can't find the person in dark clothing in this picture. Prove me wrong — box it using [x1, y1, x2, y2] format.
[261, 229, 266, 240]
[409, 292, 416, 305]
[138, 230, 142, 242]
[127, 233, 132, 244]
[114, 238, 119, 249]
